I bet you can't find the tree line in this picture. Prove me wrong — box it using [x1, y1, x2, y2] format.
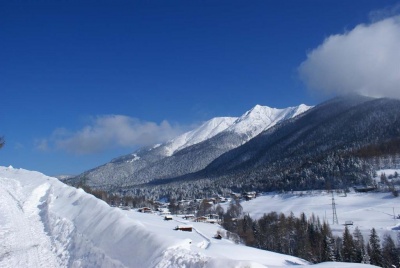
[222, 201, 400, 267]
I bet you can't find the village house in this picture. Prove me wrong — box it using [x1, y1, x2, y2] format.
[138, 207, 152, 213]
[194, 216, 209, 223]
[206, 214, 221, 224]
[182, 214, 195, 220]
[174, 225, 193, 232]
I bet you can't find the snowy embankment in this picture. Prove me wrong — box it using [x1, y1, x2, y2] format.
[0, 166, 378, 268]
[0, 166, 179, 267]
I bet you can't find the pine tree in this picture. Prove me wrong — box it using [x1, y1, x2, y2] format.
[296, 212, 312, 261]
[321, 221, 335, 262]
[342, 225, 355, 262]
[368, 228, 383, 267]
[353, 227, 365, 263]
[322, 235, 336, 262]
[382, 234, 399, 268]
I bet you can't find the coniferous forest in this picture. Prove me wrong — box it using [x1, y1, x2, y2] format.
[221, 202, 400, 267]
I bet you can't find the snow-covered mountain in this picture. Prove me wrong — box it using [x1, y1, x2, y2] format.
[71, 104, 311, 189]
[227, 104, 311, 140]
[0, 166, 379, 268]
[163, 117, 237, 156]
[168, 96, 400, 196]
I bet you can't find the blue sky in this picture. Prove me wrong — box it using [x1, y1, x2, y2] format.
[1, 0, 400, 176]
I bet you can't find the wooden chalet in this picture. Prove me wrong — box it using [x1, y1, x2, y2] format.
[138, 207, 152, 213]
[174, 225, 193, 232]
[194, 216, 208, 223]
[182, 214, 195, 220]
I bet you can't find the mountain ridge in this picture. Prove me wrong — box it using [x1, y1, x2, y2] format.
[143, 95, 400, 199]
[71, 103, 311, 189]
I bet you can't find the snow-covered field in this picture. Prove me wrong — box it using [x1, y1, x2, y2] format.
[0, 166, 379, 267]
[238, 189, 400, 240]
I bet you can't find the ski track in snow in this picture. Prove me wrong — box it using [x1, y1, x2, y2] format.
[0, 178, 58, 268]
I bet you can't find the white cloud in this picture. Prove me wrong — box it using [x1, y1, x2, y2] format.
[44, 115, 186, 154]
[298, 16, 400, 99]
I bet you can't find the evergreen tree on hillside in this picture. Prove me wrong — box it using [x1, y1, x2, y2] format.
[322, 235, 336, 262]
[352, 227, 365, 263]
[295, 212, 312, 261]
[368, 228, 383, 267]
[382, 234, 399, 268]
[321, 221, 335, 262]
[342, 226, 355, 262]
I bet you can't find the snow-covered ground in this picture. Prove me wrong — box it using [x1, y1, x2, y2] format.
[0, 166, 378, 267]
[238, 189, 400, 240]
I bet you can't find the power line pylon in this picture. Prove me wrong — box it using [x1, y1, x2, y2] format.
[331, 192, 339, 225]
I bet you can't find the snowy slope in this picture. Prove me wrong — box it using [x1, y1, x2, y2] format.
[163, 117, 237, 156]
[163, 103, 311, 156]
[227, 104, 312, 141]
[0, 166, 378, 268]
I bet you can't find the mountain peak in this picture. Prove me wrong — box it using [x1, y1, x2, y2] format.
[228, 104, 312, 138]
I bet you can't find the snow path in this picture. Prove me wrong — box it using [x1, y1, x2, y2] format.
[172, 218, 211, 249]
[192, 228, 211, 250]
[0, 178, 58, 267]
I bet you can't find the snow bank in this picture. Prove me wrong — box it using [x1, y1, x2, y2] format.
[0, 166, 178, 267]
